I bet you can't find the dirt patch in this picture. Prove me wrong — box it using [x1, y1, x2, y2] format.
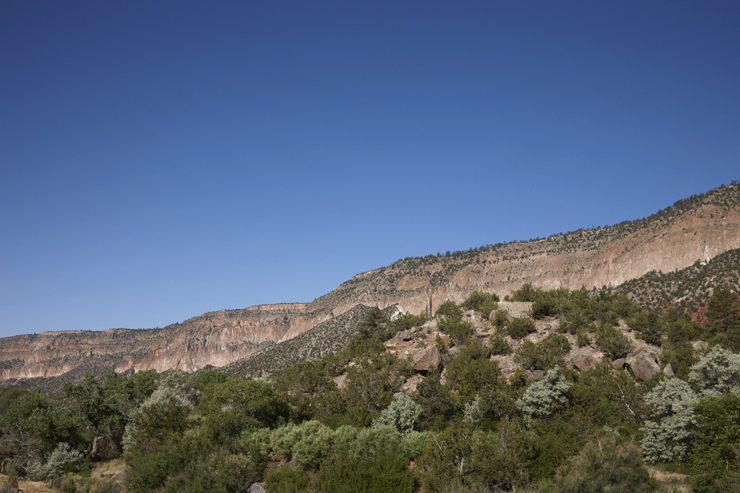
[1, 474, 58, 493]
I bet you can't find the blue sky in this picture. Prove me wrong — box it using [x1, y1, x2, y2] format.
[1, 1, 738, 338]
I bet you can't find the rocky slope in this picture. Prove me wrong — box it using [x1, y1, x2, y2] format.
[1, 183, 739, 386]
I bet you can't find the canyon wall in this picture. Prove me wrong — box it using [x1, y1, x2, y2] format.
[2, 185, 739, 383]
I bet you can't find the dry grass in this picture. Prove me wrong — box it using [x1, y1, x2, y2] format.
[1, 474, 58, 493]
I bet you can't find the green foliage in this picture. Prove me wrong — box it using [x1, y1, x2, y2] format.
[516, 367, 571, 426]
[312, 445, 416, 493]
[514, 334, 571, 371]
[437, 318, 476, 345]
[461, 290, 499, 319]
[575, 331, 590, 347]
[435, 300, 462, 321]
[489, 332, 512, 355]
[418, 422, 533, 492]
[688, 344, 740, 397]
[199, 378, 289, 442]
[388, 312, 426, 339]
[690, 393, 740, 492]
[539, 437, 657, 493]
[410, 371, 456, 430]
[341, 352, 411, 427]
[641, 378, 698, 463]
[372, 396, 423, 436]
[492, 309, 509, 330]
[508, 317, 536, 339]
[30, 442, 82, 483]
[357, 307, 390, 339]
[704, 286, 740, 351]
[445, 339, 494, 399]
[594, 322, 632, 359]
[511, 283, 543, 302]
[434, 334, 449, 354]
[265, 466, 310, 493]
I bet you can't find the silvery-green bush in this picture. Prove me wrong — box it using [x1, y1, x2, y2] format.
[641, 345, 740, 463]
[688, 345, 740, 397]
[372, 395, 423, 436]
[640, 378, 698, 462]
[31, 442, 82, 482]
[515, 367, 571, 427]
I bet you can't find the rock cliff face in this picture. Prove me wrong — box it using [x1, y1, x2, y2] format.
[1, 185, 739, 385]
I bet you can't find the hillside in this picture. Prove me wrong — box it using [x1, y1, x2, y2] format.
[1, 182, 739, 388]
[610, 247, 740, 312]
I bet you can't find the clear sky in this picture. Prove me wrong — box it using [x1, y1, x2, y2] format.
[1, 1, 738, 338]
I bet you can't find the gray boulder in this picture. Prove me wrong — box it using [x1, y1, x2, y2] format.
[248, 483, 266, 493]
[626, 347, 660, 381]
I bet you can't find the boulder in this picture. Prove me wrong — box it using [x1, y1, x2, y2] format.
[663, 363, 675, 377]
[385, 336, 405, 351]
[401, 375, 423, 392]
[570, 354, 598, 372]
[612, 358, 626, 370]
[626, 348, 660, 381]
[414, 347, 442, 373]
[526, 370, 544, 381]
[496, 301, 533, 319]
[333, 373, 347, 389]
[438, 334, 453, 349]
[397, 329, 415, 341]
[692, 341, 709, 351]
[248, 484, 266, 493]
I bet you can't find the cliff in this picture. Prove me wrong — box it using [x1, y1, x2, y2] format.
[1, 184, 739, 386]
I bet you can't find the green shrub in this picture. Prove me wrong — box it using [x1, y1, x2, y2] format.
[595, 323, 632, 359]
[508, 317, 536, 339]
[511, 283, 543, 302]
[492, 310, 509, 330]
[372, 396, 423, 436]
[435, 334, 449, 354]
[539, 438, 657, 493]
[264, 466, 310, 493]
[435, 300, 463, 321]
[489, 333, 513, 356]
[312, 446, 415, 493]
[640, 378, 698, 463]
[438, 318, 476, 345]
[690, 393, 740, 492]
[514, 334, 571, 371]
[576, 331, 590, 347]
[516, 367, 571, 426]
[462, 291, 499, 319]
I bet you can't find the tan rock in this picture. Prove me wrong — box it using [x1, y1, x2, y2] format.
[385, 336, 405, 351]
[401, 375, 423, 392]
[438, 334, 453, 349]
[414, 347, 441, 373]
[333, 373, 347, 389]
[663, 363, 675, 377]
[497, 302, 533, 319]
[570, 354, 598, 372]
[626, 348, 660, 381]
